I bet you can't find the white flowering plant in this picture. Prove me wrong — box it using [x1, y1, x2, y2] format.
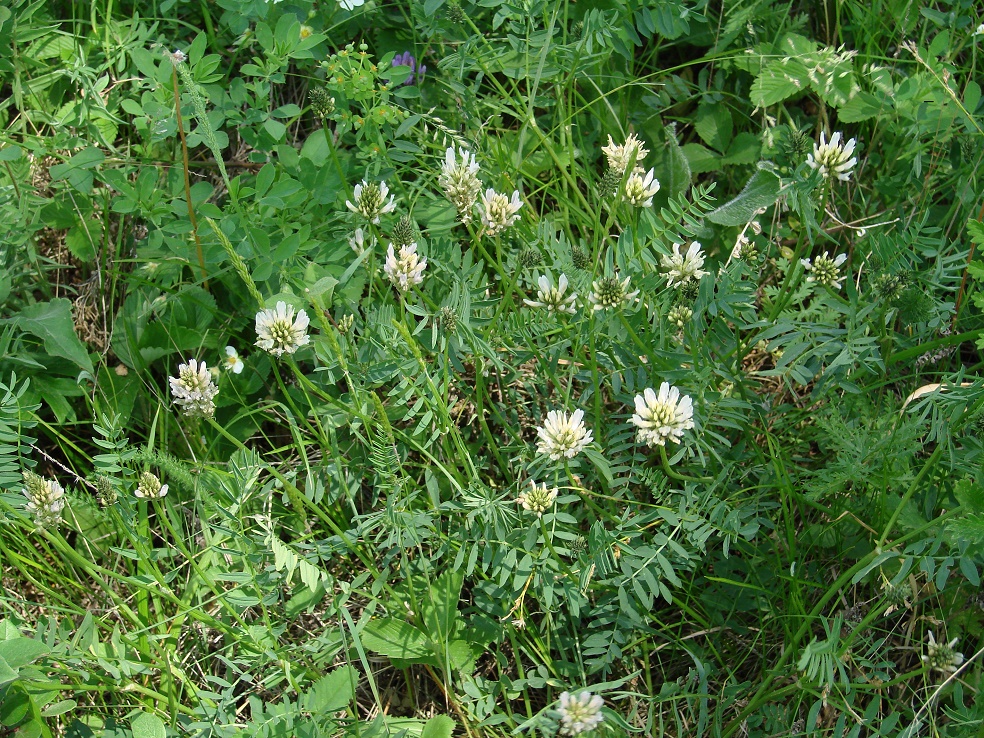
[3, 3, 983, 738]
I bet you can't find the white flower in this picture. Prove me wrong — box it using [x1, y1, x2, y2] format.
[479, 188, 523, 236]
[255, 301, 311, 357]
[661, 242, 709, 288]
[439, 146, 483, 222]
[135, 471, 169, 499]
[349, 227, 376, 255]
[975, 22, 984, 35]
[601, 133, 649, 174]
[630, 383, 695, 447]
[557, 691, 605, 736]
[346, 180, 397, 224]
[536, 409, 593, 460]
[588, 275, 639, 310]
[384, 242, 427, 292]
[806, 131, 858, 182]
[922, 631, 964, 674]
[169, 358, 219, 418]
[524, 273, 577, 315]
[222, 346, 244, 374]
[22, 471, 66, 528]
[623, 167, 660, 207]
[517, 481, 558, 517]
[169, 49, 187, 65]
[338, 0, 366, 10]
[800, 251, 848, 289]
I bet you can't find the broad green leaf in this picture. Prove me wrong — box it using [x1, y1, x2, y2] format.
[0, 656, 18, 688]
[658, 129, 691, 200]
[0, 637, 50, 668]
[967, 219, 984, 248]
[420, 715, 455, 738]
[360, 618, 431, 660]
[65, 220, 101, 262]
[695, 100, 732, 152]
[303, 665, 358, 714]
[682, 143, 720, 174]
[0, 685, 31, 726]
[41, 700, 77, 717]
[750, 63, 806, 107]
[131, 712, 166, 738]
[48, 147, 104, 191]
[5, 299, 93, 374]
[17, 719, 44, 738]
[837, 91, 885, 122]
[707, 167, 781, 226]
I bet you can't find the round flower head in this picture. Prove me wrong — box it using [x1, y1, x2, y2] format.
[536, 409, 593, 460]
[922, 631, 964, 674]
[439, 146, 483, 222]
[623, 167, 660, 207]
[346, 179, 397, 224]
[223, 346, 244, 374]
[661, 242, 709, 288]
[479, 188, 523, 236]
[384, 242, 427, 292]
[22, 471, 66, 528]
[801, 252, 848, 290]
[517, 481, 558, 517]
[806, 131, 858, 182]
[169, 358, 219, 419]
[557, 691, 605, 736]
[601, 133, 649, 175]
[135, 471, 168, 499]
[524, 273, 577, 315]
[255, 301, 311, 357]
[588, 275, 639, 311]
[631, 382, 695, 447]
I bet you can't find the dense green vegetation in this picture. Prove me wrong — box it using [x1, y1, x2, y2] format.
[2, 0, 984, 736]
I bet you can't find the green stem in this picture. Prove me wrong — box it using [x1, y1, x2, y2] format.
[659, 445, 712, 483]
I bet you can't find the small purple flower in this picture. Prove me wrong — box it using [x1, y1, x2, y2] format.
[391, 51, 426, 86]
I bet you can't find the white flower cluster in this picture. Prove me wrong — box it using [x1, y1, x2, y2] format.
[384, 242, 428, 292]
[255, 301, 311, 357]
[439, 147, 483, 223]
[662, 242, 709, 288]
[601, 133, 649, 175]
[525, 273, 577, 315]
[922, 631, 964, 674]
[601, 134, 659, 208]
[437, 146, 523, 236]
[22, 471, 66, 528]
[623, 167, 660, 207]
[557, 690, 605, 736]
[479, 188, 523, 236]
[630, 383, 695, 447]
[169, 359, 219, 419]
[806, 131, 858, 182]
[801, 252, 848, 290]
[536, 409, 594, 460]
[135, 471, 168, 499]
[346, 179, 397, 223]
[517, 481, 558, 517]
[588, 275, 638, 311]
